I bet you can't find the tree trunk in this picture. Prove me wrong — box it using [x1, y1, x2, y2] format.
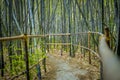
[8, 0, 13, 70]
[0, 5, 4, 77]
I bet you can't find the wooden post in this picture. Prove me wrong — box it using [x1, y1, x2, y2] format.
[69, 34, 72, 57]
[23, 34, 30, 80]
[104, 27, 110, 47]
[88, 31, 91, 64]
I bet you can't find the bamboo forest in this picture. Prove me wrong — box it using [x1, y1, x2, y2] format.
[0, 0, 120, 80]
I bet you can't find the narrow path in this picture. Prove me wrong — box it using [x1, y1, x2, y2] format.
[47, 54, 88, 80]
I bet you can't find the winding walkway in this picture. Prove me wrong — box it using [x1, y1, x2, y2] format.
[47, 54, 88, 80]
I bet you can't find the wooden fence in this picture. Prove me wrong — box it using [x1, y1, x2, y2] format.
[0, 30, 109, 80]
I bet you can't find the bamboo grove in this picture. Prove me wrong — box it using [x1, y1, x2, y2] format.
[0, 0, 120, 80]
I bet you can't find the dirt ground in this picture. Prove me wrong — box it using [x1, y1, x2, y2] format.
[43, 50, 100, 80]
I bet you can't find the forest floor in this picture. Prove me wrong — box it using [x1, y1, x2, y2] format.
[43, 49, 100, 80]
[0, 49, 100, 80]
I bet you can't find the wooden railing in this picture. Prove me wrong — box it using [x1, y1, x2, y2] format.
[0, 31, 106, 80]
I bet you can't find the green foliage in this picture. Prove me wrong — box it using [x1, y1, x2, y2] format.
[29, 47, 45, 65]
[2, 40, 46, 78]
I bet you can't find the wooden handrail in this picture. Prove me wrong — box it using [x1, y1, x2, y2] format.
[45, 43, 101, 60]
[0, 31, 103, 41]
[0, 31, 103, 79]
